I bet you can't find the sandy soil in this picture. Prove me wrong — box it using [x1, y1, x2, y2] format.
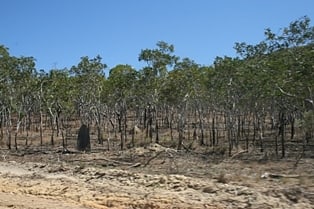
[0, 144, 313, 209]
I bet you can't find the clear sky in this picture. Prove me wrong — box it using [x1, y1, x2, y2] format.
[1, 0, 314, 71]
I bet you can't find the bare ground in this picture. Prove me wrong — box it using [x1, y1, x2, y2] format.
[0, 143, 314, 209]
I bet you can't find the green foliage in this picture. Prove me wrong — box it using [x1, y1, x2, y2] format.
[0, 48, 37, 116]
[139, 41, 179, 77]
[302, 110, 314, 132]
[44, 69, 75, 115]
[108, 64, 139, 106]
[70, 55, 106, 101]
[0, 45, 9, 58]
[0, 17, 313, 152]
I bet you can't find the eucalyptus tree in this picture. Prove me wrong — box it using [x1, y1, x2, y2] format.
[160, 60, 190, 146]
[70, 55, 107, 144]
[168, 58, 208, 148]
[0, 45, 37, 149]
[212, 56, 248, 155]
[35, 69, 51, 146]
[44, 68, 74, 146]
[138, 41, 179, 143]
[108, 64, 139, 149]
[0, 45, 14, 149]
[12, 56, 37, 149]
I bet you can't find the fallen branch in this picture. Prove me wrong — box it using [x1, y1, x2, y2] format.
[181, 142, 193, 152]
[129, 162, 141, 168]
[143, 150, 165, 167]
[261, 172, 300, 179]
[143, 148, 177, 167]
[230, 150, 247, 160]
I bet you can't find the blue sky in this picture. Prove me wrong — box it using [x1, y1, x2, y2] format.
[1, 0, 314, 71]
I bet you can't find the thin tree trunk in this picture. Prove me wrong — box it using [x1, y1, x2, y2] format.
[290, 116, 295, 140]
[155, 120, 159, 143]
[258, 114, 264, 153]
[228, 129, 233, 157]
[97, 125, 102, 144]
[61, 128, 65, 149]
[279, 111, 285, 158]
[14, 123, 20, 150]
[40, 110, 43, 146]
[281, 125, 285, 158]
[149, 116, 153, 142]
[0, 115, 3, 144]
[25, 126, 29, 146]
[236, 115, 241, 148]
[212, 115, 216, 146]
[120, 132, 124, 150]
[198, 110, 204, 146]
[124, 109, 127, 145]
[193, 124, 197, 141]
[170, 119, 173, 141]
[187, 114, 191, 141]
[50, 116, 55, 146]
[245, 116, 250, 152]
[131, 126, 135, 147]
[95, 108, 102, 145]
[7, 129, 11, 150]
[6, 110, 12, 150]
[253, 114, 257, 147]
[106, 121, 111, 151]
[144, 108, 147, 130]
[120, 125, 124, 150]
[177, 113, 184, 150]
[14, 132, 17, 150]
[178, 129, 183, 150]
[275, 131, 279, 158]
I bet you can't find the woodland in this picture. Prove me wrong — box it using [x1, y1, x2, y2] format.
[0, 16, 313, 159]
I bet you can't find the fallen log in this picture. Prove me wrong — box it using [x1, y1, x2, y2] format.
[261, 172, 300, 179]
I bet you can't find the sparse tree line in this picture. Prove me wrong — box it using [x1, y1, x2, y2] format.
[0, 16, 313, 158]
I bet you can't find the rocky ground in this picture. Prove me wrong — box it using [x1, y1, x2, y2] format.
[0, 143, 313, 209]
